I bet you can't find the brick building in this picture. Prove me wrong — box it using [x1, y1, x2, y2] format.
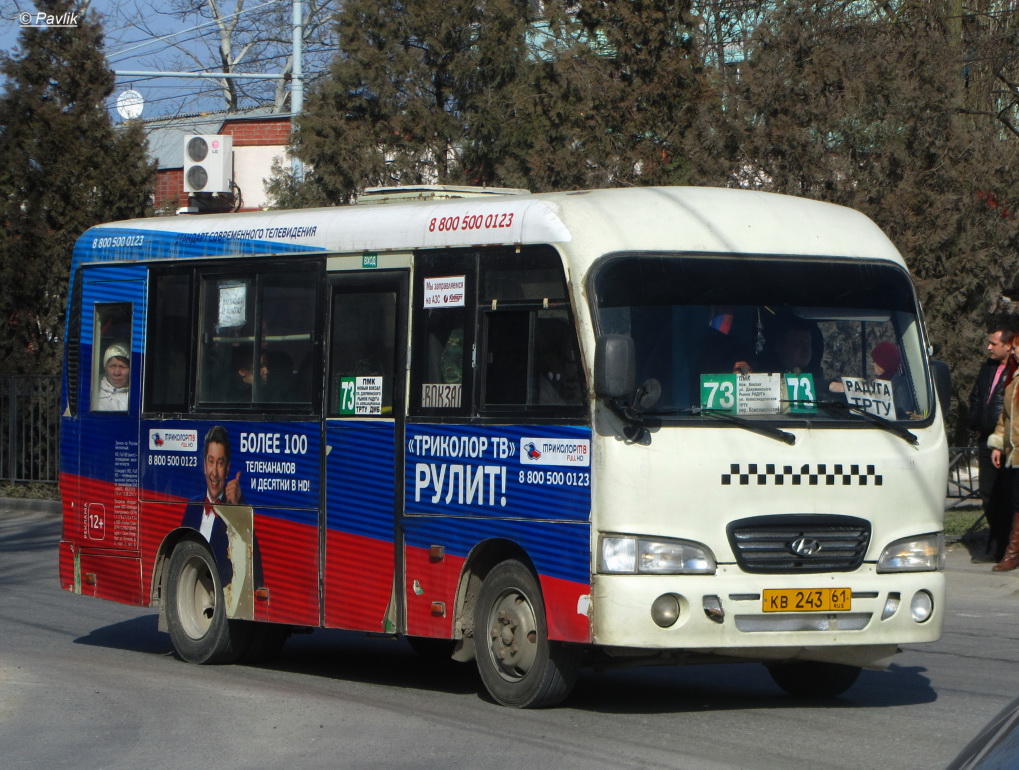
[145, 108, 293, 213]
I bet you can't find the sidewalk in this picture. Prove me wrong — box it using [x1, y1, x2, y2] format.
[945, 542, 1019, 617]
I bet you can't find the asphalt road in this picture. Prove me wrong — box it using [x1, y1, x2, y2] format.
[2, 503, 1018, 769]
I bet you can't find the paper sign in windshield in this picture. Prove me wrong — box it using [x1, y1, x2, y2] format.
[700, 373, 816, 415]
[840, 377, 895, 418]
[701, 373, 783, 414]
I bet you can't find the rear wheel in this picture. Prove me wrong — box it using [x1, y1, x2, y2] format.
[766, 661, 862, 698]
[475, 560, 580, 708]
[165, 539, 251, 664]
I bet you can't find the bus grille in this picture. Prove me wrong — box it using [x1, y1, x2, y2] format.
[726, 515, 870, 573]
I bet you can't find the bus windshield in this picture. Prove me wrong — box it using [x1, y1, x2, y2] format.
[593, 254, 933, 422]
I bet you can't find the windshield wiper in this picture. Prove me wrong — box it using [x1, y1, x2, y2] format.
[809, 399, 919, 446]
[695, 408, 796, 445]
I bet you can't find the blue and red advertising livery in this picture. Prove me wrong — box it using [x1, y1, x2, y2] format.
[61, 185, 949, 707]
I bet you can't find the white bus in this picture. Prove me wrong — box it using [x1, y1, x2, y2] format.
[60, 185, 948, 707]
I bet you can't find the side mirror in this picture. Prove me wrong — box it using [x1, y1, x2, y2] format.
[594, 334, 636, 399]
[930, 359, 951, 417]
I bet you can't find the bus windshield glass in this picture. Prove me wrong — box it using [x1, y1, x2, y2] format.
[593, 254, 932, 422]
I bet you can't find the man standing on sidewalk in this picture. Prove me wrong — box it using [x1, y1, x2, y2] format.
[968, 328, 1015, 562]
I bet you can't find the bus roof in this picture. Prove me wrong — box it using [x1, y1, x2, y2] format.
[72, 186, 905, 272]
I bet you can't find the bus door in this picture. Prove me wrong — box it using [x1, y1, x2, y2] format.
[68, 265, 147, 602]
[323, 270, 408, 631]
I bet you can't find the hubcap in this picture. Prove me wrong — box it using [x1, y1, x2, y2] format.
[177, 555, 215, 640]
[487, 588, 538, 681]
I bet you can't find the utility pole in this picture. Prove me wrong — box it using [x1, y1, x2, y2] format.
[291, 0, 304, 181]
[113, 0, 305, 167]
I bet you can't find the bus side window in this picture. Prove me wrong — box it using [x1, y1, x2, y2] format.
[478, 247, 584, 412]
[533, 314, 582, 406]
[483, 310, 529, 404]
[410, 251, 476, 415]
[482, 309, 583, 408]
[198, 276, 254, 405]
[145, 271, 192, 413]
[328, 291, 397, 416]
[91, 303, 132, 412]
[259, 270, 318, 407]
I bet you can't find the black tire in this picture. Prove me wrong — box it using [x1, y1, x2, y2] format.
[165, 539, 251, 664]
[475, 560, 580, 708]
[766, 661, 862, 698]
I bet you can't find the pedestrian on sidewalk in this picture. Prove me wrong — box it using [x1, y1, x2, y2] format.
[986, 331, 1019, 570]
[969, 329, 1015, 562]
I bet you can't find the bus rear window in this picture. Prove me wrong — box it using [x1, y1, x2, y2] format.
[91, 303, 132, 412]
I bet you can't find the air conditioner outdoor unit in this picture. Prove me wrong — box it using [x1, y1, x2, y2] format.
[183, 135, 233, 194]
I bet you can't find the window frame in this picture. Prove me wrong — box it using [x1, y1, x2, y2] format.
[143, 258, 324, 418]
[326, 272, 405, 419]
[90, 301, 133, 414]
[409, 250, 478, 419]
[409, 245, 586, 421]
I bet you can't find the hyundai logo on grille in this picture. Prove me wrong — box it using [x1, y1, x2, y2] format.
[789, 537, 823, 556]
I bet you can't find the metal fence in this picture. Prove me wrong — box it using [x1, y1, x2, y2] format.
[0, 376, 60, 483]
[947, 446, 980, 508]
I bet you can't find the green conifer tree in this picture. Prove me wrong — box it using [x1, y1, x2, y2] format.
[274, 0, 536, 205]
[270, 0, 716, 204]
[523, 0, 712, 190]
[720, 0, 1019, 441]
[0, 0, 154, 374]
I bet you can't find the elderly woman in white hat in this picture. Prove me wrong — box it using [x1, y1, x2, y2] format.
[97, 343, 130, 411]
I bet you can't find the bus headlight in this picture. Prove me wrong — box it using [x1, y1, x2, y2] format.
[599, 535, 716, 574]
[876, 533, 945, 573]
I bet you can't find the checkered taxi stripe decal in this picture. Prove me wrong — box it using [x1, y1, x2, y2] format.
[721, 463, 882, 486]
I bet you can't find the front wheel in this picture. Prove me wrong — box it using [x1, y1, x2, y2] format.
[165, 539, 251, 664]
[766, 661, 862, 698]
[475, 560, 580, 708]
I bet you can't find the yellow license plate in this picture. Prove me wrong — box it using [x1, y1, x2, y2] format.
[762, 588, 852, 613]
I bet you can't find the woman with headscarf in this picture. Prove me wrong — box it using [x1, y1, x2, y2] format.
[97, 343, 130, 411]
[871, 341, 911, 418]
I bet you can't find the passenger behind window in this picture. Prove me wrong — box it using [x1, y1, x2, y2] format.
[96, 343, 130, 411]
[440, 327, 464, 384]
[234, 348, 269, 402]
[828, 341, 913, 416]
[871, 341, 913, 417]
[733, 316, 823, 381]
[753, 320, 823, 379]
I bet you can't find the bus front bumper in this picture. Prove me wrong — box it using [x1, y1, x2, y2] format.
[587, 565, 944, 666]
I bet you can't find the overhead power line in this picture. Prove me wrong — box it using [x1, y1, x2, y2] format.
[106, 0, 286, 63]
